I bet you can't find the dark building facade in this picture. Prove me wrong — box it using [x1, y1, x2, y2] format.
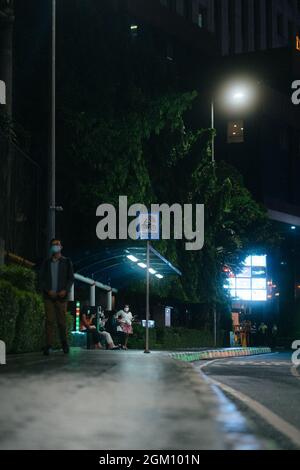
[159, 0, 300, 56]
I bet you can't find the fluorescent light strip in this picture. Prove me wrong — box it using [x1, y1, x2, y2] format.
[138, 262, 147, 269]
[127, 255, 139, 263]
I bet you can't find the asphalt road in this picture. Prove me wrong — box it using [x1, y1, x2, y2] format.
[197, 352, 300, 450]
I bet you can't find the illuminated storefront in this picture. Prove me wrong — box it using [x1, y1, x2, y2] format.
[225, 255, 268, 302]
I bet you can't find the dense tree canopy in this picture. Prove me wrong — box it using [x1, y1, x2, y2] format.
[57, 89, 276, 307]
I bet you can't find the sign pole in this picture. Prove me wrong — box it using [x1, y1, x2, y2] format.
[144, 240, 150, 354]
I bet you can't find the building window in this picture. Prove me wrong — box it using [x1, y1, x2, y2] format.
[266, 1, 273, 48]
[198, 7, 207, 29]
[280, 128, 289, 151]
[227, 120, 244, 144]
[183, 0, 192, 21]
[167, 0, 176, 13]
[254, 0, 261, 50]
[288, 21, 295, 41]
[130, 24, 139, 39]
[228, 0, 236, 55]
[277, 13, 284, 37]
[241, 0, 249, 51]
[166, 40, 174, 61]
[214, 0, 222, 47]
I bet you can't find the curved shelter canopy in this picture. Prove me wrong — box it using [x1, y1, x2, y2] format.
[72, 244, 182, 290]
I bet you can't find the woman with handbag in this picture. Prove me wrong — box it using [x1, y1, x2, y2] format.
[116, 305, 134, 350]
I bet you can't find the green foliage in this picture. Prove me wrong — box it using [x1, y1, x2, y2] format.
[0, 265, 37, 292]
[0, 108, 17, 142]
[177, 155, 278, 308]
[59, 89, 277, 312]
[130, 324, 214, 350]
[13, 291, 45, 353]
[0, 270, 74, 354]
[58, 90, 199, 243]
[0, 280, 19, 352]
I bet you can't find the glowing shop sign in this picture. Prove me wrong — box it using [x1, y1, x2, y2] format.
[225, 255, 268, 302]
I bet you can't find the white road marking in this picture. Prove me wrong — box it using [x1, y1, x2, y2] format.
[197, 360, 300, 448]
[207, 361, 290, 367]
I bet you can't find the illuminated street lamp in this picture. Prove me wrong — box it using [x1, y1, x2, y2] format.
[211, 80, 256, 162]
[210, 80, 256, 346]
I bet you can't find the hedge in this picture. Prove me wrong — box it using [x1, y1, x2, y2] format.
[0, 280, 19, 353]
[0, 265, 37, 292]
[13, 291, 45, 354]
[0, 267, 74, 353]
[129, 325, 214, 350]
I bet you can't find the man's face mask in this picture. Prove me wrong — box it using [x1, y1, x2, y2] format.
[50, 245, 62, 255]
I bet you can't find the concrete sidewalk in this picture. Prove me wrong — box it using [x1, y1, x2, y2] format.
[0, 348, 264, 450]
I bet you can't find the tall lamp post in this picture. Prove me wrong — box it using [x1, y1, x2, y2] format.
[48, 0, 56, 245]
[211, 82, 256, 347]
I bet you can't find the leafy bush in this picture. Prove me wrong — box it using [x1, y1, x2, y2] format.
[13, 291, 45, 353]
[0, 271, 74, 354]
[0, 265, 36, 292]
[129, 324, 214, 350]
[13, 297, 74, 353]
[0, 280, 19, 352]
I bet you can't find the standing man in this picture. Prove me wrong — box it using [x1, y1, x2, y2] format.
[40, 239, 74, 355]
[250, 322, 257, 346]
[258, 322, 268, 346]
[271, 324, 278, 349]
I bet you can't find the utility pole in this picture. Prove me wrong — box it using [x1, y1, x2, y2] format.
[211, 99, 217, 348]
[48, 0, 56, 246]
[144, 240, 150, 354]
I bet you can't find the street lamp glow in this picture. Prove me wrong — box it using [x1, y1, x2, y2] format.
[228, 87, 251, 106]
[233, 91, 246, 100]
[127, 255, 139, 263]
[221, 80, 256, 110]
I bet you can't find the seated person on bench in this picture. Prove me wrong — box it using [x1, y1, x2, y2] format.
[80, 310, 103, 350]
[98, 310, 119, 350]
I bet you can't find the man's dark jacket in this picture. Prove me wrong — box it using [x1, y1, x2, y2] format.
[40, 256, 74, 300]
